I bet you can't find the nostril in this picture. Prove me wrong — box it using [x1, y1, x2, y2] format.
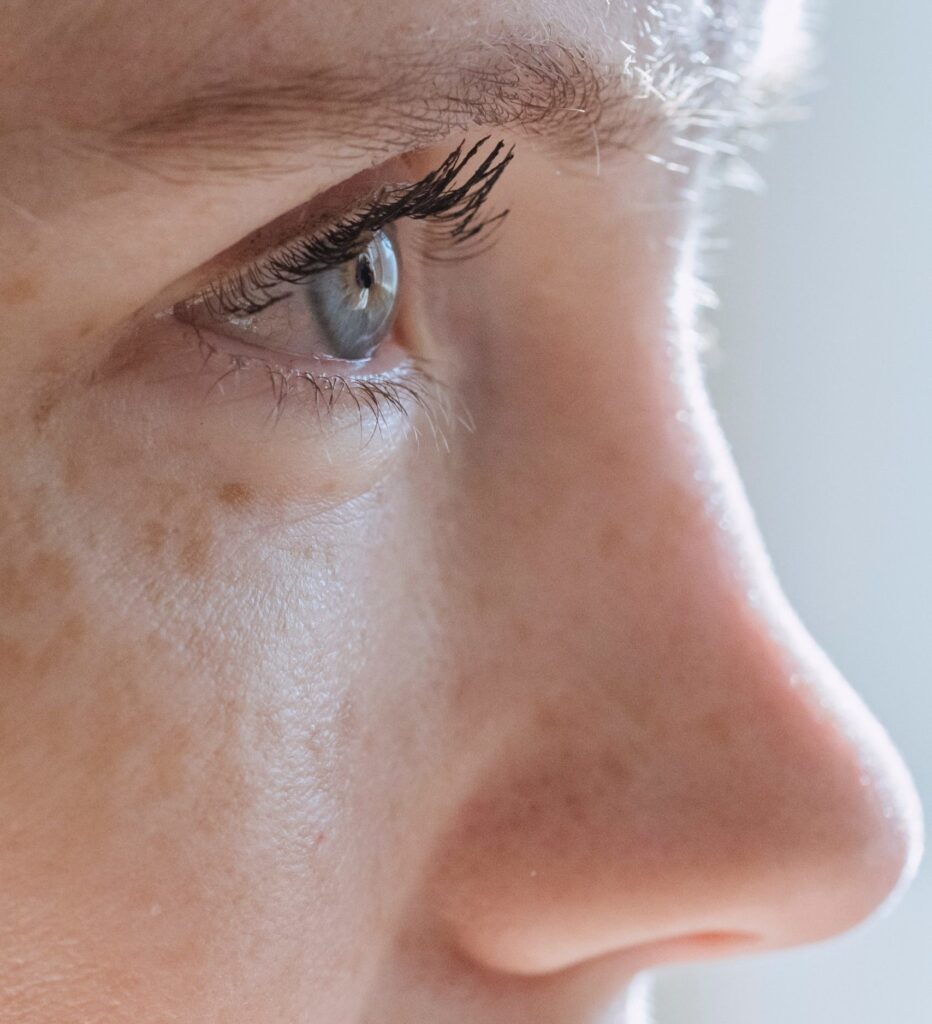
[612, 930, 761, 972]
[678, 930, 757, 950]
[523, 931, 767, 985]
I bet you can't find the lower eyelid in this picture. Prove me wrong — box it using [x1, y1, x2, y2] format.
[168, 319, 444, 434]
[65, 310, 449, 520]
[98, 302, 440, 440]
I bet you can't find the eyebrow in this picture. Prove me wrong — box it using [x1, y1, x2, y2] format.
[104, 38, 738, 180]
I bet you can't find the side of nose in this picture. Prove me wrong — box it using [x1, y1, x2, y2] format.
[426, 387, 923, 978]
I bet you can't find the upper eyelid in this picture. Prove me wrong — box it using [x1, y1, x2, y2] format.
[190, 138, 514, 320]
[140, 153, 425, 319]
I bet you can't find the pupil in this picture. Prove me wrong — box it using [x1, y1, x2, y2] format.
[356, 254, 376, 291]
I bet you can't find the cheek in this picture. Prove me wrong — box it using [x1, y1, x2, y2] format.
[0, 377, 451, 1018]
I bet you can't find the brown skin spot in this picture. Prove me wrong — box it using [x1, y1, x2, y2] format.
[142, 520, 169, 556]
[32, 614, 87, 679]
[179, 522, 214, 578]
[0, 275, 39, 305]
[20, 504, 43, 543]
[0, 634, 28, 679]
[62, 452, 85, 489]
[0, 551, 76, 613]
[35, 356, 64, 375]
[31, 388, 60, 430]
[534, 704, 562, 732]
[217, 482, 255, 510]
[698, 708, 732, 749]
[33, 552, 76, 594]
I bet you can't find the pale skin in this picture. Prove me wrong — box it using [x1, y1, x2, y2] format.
[0, 1, 924, 1022]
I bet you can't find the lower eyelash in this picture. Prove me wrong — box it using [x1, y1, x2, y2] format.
[196, 330, 452, 443]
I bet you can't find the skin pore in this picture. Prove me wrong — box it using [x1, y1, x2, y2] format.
[0, 1, 923, 1022]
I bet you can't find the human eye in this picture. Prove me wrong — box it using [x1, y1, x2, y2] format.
[166, 138, 513, 424]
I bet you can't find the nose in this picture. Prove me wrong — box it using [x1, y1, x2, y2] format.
[426, 358, 923, 978]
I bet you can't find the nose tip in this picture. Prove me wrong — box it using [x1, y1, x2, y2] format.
[427, 592, 924, 978]
[773, 656, 925, 945]
[740, 602, 926, 951]
[745, 695, 922, 954]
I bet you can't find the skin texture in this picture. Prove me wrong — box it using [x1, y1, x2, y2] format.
[0, 1, 923, 1022]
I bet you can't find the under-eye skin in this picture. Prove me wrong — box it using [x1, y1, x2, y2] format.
[168, 137, 514, 422]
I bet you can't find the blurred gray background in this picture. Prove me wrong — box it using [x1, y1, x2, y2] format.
[654, 1, 932, 1020]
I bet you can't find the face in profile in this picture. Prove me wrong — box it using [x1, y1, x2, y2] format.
[0, 1, 923, 1021]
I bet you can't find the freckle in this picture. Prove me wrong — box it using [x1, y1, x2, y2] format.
[0, 552, 77, 613]
[561, 790, 584, 821]
[179, 524, 213, 577]
[63, 614, 86, 644]
[0, 275, 39, 305]
[19, 505, 43, 541]
[142, 520, 168, 556]
[597, 440, 626, 467]
[62, 452, 85, 489]
[34, 614, 87, 677]
[32, 388, 59, 430]
[0, 634, 27, 676]
[35, 355, 65, 376]
[534, 704, 562, 732]
[32, 552, 76, 595]
[217, 482, 254, 510]
[0, 564, 23, 612]
[77, 319, 97, 339]
[698, 709, 731, 748]
[597, 747, 633, 786]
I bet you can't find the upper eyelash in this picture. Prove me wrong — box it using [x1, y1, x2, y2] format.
[206, 136, 515, 318]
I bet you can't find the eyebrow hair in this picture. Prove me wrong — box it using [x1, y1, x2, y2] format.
[104, 38, 744, 181]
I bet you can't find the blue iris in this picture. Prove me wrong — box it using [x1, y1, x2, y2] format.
[302, 230, 400, 362]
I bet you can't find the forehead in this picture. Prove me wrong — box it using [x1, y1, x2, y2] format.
[3, 0, 772, 131]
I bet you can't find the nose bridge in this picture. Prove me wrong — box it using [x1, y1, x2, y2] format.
[430, 377, 922, 978]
